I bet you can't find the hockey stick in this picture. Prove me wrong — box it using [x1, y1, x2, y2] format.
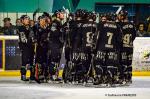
[33, 43, 41, 84]
[32, 9, 39, 80]
[34, 43, 38, 80]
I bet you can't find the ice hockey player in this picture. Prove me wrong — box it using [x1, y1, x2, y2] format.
[65, 9, 86, 83]
[33, 15, 50, 83]
[79, 11, 97, 84]
[117, 10, 136, 85]
[48, 9, 65, 81]
[94, 13, 122, 86]
[62, 13, 76, 83]
[18, 15, 35, 81]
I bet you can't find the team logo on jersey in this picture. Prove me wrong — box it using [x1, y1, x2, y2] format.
[20, 32, 27, 43]
[51, 23, 57, 31]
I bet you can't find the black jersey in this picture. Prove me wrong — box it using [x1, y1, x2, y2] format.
[71, 20, 83, 51]
[96, 22, 122, 51]
[18, 25, 34, 50]
[49, 19, 64, 45]
[119, 22, 136, 50]
[81, 21, 97, 49]
[63, 20, 76, 46]
[33, 24, 50, 48]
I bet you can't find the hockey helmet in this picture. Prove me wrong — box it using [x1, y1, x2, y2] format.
[20, 15, 30, 20]
[86, 11, 96, 21]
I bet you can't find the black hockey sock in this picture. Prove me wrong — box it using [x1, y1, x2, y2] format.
[127, 65, 132, 82]
[20, 66, 26, 76]
[30, 65, 35, 80]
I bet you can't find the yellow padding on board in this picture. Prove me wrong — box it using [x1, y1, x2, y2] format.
[1, 71, 150, 77]
[133, 72, 150, 76]
[0, 70, 30, 77]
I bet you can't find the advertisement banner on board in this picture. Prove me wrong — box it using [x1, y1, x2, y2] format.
[132, 37, 150, 72]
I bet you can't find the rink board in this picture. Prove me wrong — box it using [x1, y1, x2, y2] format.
[0, 36, 21, 70]
[0, 36, 150, 76]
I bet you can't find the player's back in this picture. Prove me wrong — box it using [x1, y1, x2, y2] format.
[96, 21, 121, 51]
[81, 21, 97, 48]
[120, 22, 136, 50]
